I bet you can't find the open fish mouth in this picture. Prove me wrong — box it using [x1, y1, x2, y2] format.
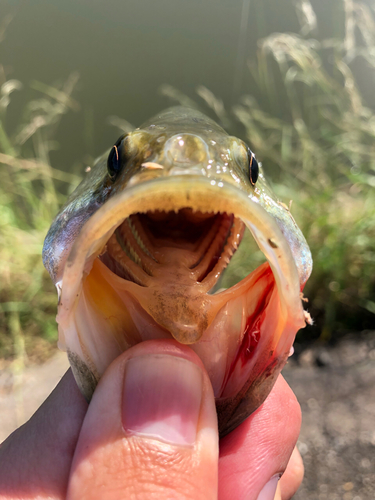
[57, 175, 306, 436]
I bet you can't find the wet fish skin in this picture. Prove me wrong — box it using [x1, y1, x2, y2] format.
[43, 106, 312, 437]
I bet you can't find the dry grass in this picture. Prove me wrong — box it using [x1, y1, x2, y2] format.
[0, 74, 80, 362]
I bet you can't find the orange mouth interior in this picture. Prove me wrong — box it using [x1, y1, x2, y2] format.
[102, 210, 243, 290]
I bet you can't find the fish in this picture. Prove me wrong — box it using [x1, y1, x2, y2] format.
[43, 106, 312, 437]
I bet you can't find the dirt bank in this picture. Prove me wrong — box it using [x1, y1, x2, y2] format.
[284, 331, 375, 500]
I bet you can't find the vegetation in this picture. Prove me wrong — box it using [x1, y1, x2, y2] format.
[235, 0, 375, 338]
[0, 0, 374, 361]
[0, 74, 81, 361]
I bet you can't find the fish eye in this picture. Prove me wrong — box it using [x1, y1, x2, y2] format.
[247, 148, 259, 186]
[107, 135, 127, 180]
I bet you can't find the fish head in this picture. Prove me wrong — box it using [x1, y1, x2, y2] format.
[43, 106, 312, 436]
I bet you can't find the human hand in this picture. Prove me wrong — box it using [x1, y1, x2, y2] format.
[0, 340, 303, 499]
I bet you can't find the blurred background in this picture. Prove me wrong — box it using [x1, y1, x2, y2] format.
[0, 0, 374, 498]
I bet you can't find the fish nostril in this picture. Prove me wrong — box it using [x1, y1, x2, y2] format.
[164, 133, 209, 166]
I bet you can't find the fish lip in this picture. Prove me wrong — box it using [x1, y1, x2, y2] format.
[58, 175, 305, 332]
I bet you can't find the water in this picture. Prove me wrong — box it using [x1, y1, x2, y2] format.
[1, 0, 297, 171]
[1, 0, 373, 173]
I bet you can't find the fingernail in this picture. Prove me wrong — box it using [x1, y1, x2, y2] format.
[122, 354, 203, 446]
[256, 474, 281, 500]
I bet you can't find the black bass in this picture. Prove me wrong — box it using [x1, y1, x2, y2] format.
[43, 107, 312, 436]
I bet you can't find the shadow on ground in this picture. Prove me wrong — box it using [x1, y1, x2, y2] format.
[284, 331, 375, 500]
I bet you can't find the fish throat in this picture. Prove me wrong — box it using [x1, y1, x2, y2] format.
[101, 209, 248, 343]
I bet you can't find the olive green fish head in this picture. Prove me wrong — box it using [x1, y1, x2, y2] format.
[43, 107, 312, 436]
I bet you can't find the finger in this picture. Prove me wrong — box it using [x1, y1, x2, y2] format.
[279, 446, 304, 499]
[218, 375, 301, 500]
[67, 340, 219, 500]
[0, 369, 88, 499]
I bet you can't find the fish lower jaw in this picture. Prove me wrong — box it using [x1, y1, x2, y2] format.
[60, 252, 294, 436]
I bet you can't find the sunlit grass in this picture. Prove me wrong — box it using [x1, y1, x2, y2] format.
[233, 0, 375, 337]
[0, 74, 80, 362]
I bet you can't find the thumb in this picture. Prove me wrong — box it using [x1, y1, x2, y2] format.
[67, 340, 219, 500]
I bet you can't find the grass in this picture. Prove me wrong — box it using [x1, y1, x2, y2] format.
[0, 74, 81, 363]
[0, 0, 374, 362]
[233, 0, 375, 338]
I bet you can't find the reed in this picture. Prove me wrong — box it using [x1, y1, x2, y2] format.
[0, 74, 80, 360]
[234, 0, 375, 336]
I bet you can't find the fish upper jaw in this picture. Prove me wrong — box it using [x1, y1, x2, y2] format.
[59, 176, 303, 323]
